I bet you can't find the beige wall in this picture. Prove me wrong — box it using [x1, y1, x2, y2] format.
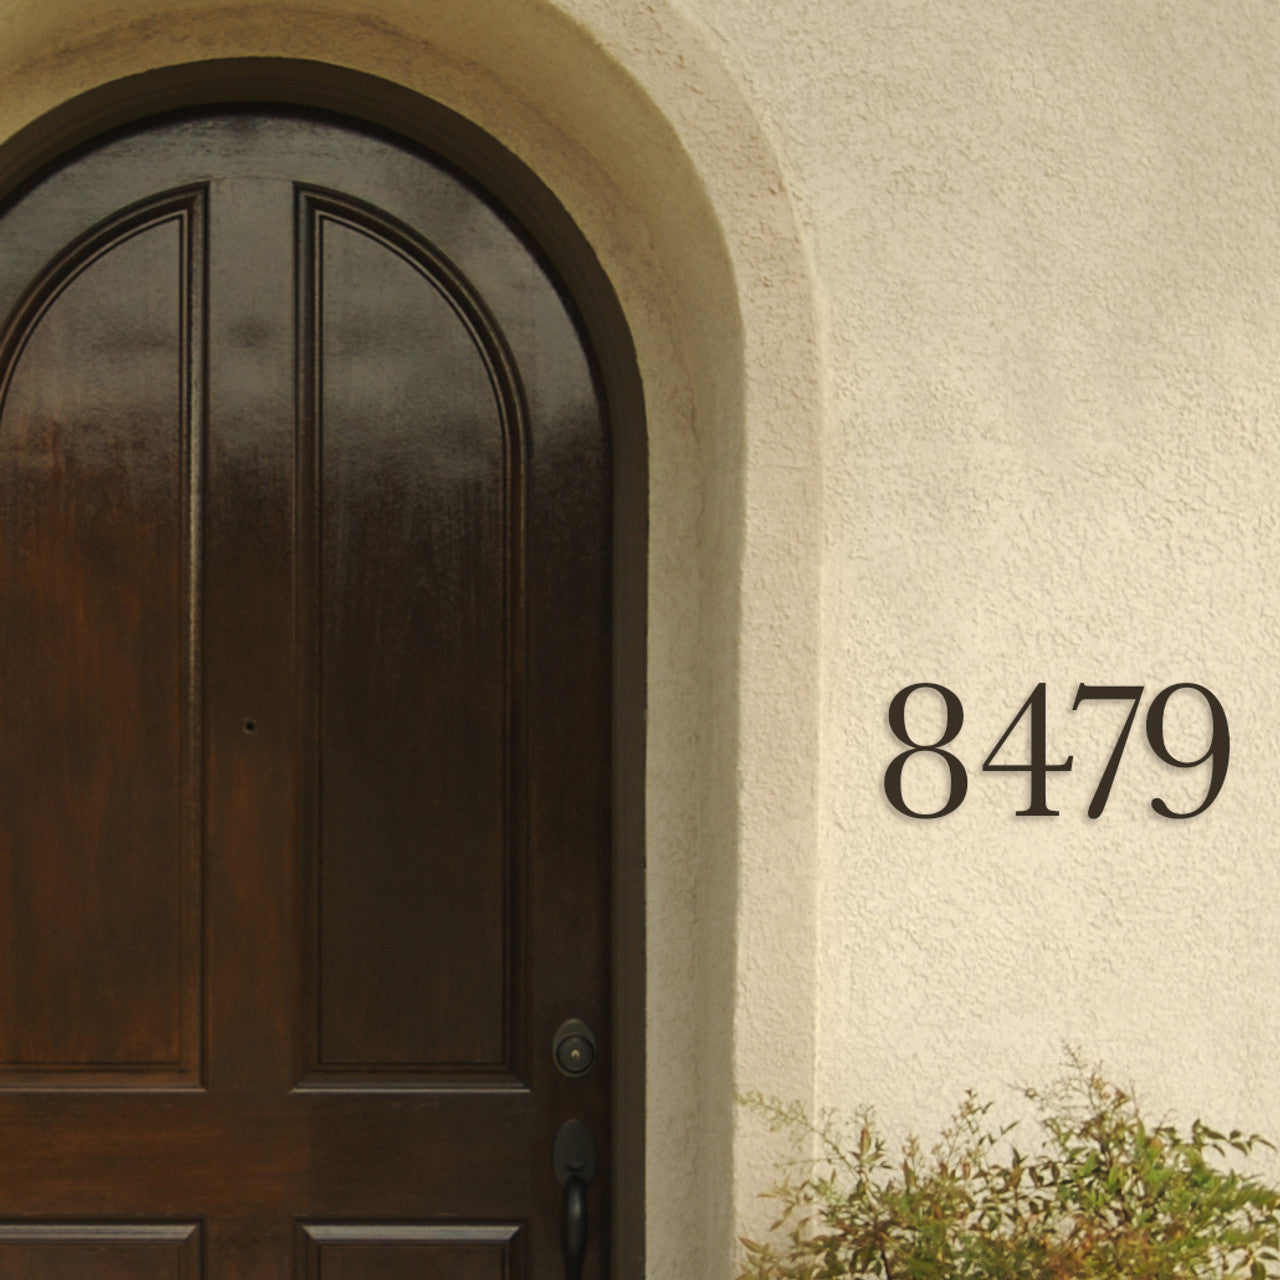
[685, 0, 1280, 1229]
[4, 1, 1279, 1278]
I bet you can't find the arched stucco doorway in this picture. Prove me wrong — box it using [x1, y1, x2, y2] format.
[0, 7, 824, 1276]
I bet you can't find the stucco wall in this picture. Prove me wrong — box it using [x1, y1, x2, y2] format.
[686, 0, 1280, 1199]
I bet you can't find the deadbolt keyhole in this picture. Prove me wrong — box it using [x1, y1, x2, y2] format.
[552, 1019, 597, 1078]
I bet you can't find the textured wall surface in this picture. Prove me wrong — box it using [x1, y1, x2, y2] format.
[3, 0, 1279, 1277]
[685, 0, 1280, 1193]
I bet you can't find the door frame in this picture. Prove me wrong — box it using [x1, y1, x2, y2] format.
[0, 58, 647, 1280]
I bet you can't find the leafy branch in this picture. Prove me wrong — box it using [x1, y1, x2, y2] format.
[739, 1052, 1280, 1280]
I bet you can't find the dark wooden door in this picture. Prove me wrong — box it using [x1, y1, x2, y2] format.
[0, 110, 611, 1279]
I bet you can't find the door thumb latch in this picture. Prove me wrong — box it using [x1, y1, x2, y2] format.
[554, 1119, 596, 1280]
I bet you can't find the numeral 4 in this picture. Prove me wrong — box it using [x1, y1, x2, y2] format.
[982, 683, 1073, 816]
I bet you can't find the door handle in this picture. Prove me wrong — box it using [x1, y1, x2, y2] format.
[564, 1175, 587, 1280]
[554, 1119, 597, 1280]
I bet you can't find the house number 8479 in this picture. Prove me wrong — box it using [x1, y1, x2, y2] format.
[884, 683, 1229, 820]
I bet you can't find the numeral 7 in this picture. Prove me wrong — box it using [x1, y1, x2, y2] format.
[1071, 685, 1143, 818]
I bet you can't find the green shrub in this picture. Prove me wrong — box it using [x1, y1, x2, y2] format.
[739, 1055, 1280, 1279]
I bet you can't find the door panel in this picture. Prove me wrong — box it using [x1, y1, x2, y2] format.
[303, 192, 519, 1079]
[0, 191, 203, 1087]
[0, 1224, 201, 1280]
[299, 1224, 522, 1280]
[0, 111, 611, 1279]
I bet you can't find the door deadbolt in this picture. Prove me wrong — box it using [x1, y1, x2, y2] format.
[553, 1019, 597, 1077]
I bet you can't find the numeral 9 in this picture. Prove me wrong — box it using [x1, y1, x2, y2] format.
[1145, 683, 1230, 819]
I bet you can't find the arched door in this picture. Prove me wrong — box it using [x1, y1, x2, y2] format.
[0, 108, 616, 1279]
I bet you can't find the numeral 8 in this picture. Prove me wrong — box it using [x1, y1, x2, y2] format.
[884, 683, 968, 819]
